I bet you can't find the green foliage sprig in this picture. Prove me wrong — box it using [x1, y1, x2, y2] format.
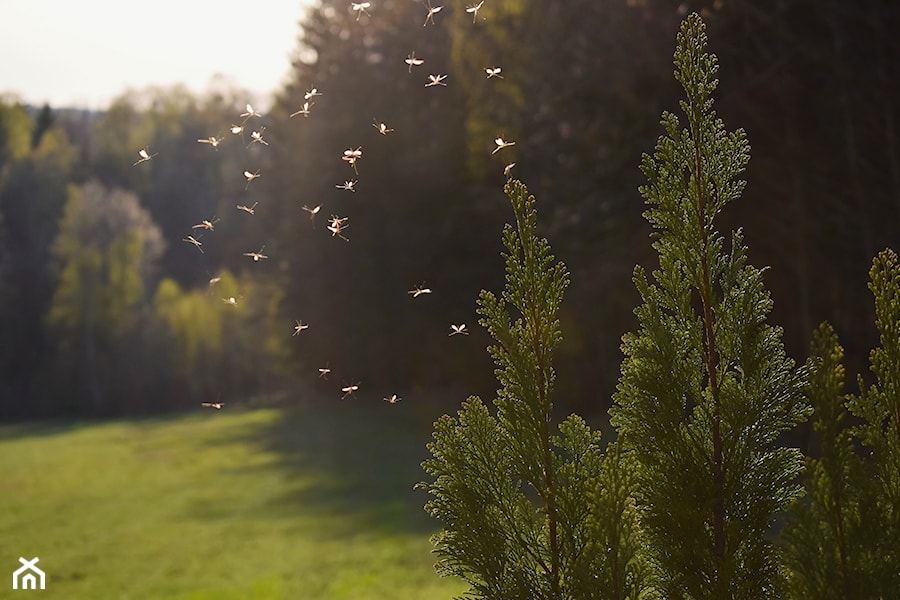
[610, 14, 811, 598]
[845, 248, 900, 593]
[783, 323, 866, 598]
[421, 180, 651, 600]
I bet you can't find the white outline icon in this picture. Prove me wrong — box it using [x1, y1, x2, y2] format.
[13, 556, 45, 590]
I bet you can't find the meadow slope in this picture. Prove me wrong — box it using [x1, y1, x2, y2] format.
[0, 397, 467, 599]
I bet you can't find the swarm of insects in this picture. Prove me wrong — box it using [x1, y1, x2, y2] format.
[156, 4, 527, 411]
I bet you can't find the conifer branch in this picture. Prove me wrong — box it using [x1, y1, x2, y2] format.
[422, 179, 595, 599]
[612, 13, 808, 597]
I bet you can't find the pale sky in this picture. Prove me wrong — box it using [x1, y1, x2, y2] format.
[0, 0, 310, 110]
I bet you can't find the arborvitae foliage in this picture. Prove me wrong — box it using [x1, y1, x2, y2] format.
[845, 248, 900, 594]
[420, 180, 651, 600]
[783, 323, 866, 599]
[586, 438, 658, 600]
[609, 14, 811, 598]
[785, 252, 900, 598]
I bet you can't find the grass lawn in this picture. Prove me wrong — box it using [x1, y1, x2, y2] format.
[0, 395, 468, 599]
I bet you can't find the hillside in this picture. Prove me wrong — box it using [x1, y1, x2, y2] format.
[0, 398, 465, 599]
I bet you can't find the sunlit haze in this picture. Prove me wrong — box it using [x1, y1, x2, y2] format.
[0, 0, 310, 110]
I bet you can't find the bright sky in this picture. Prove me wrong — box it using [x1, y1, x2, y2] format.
[0, 0, 310, 110]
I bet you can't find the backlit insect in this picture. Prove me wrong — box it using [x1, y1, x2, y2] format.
[492, 136, 516, 154]
[293, 320, 309, 336]
[485, 67, 503, 79]
[222, 296, 239, 306]
[198, 135, 223, 149]
[341, 383, 360, 399]
[240, 103, 262, 122]
[183, 235, 204, 253]
[423, 0, 442, 26]
[208, 276, 222, 288]
[192, 217, 220, 231]
[384, 394, 401, 404]
[230, 124, 244, 135]
[405, 51, 424, 73]
[351, 1, 371, 20]
[201, 402, 225, 409]
[318, 366, 331, 379]
[335, 180, 357, 192]
[248, 127, 268, 147]
[302, 204, 322, 227]
[133, 147, 157, 166]
[449, 323, 469, 336]
[243, 245, 268, 262]
[342, 146, 363, 173]
[373, 119, 394, 135]
[426, 74, 447, 87]
[466, 1, 484, 22]
[327, 215, 350, 241]
[236, 202, 258, 215]
[243, 169, 261, 188]
[408, 284, 432, 298]
[504, 162, 516, 178]
[290, 102, 314, 118]
[305, 87, 322, 101]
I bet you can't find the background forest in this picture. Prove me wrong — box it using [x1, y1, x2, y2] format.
[1, 0, 898, 419]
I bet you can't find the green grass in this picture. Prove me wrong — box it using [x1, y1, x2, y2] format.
[0, 396, 468, 599]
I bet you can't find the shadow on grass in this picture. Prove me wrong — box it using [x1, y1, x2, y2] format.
[0, 411, 201, 442]
[0, 420, 92, 441]
[194, 388, 469, 538]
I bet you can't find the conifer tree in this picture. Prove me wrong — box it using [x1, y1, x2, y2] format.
[420, 180, 651, 600]
[845, 248, 900, 595]
[786, 252, 900, 598]
[783, 323, 865, 599]
[609, 14, 811, 598]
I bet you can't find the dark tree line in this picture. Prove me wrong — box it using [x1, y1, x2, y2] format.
[0, 0, 897, 417]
